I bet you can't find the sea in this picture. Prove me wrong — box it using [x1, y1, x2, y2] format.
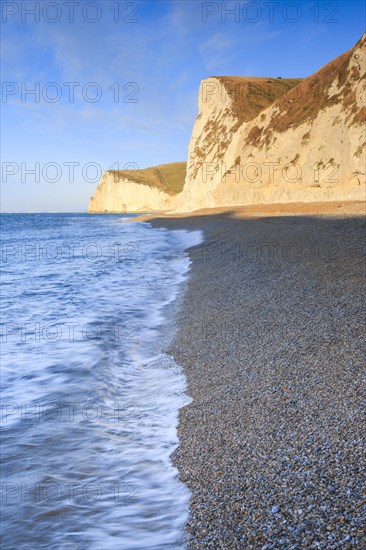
[0, 213, 202, 550]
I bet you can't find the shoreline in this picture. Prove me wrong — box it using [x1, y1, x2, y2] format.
[133, 200, 366, 223]
[151, 209, 366, 548]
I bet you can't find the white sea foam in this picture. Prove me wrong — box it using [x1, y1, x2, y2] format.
[1, 213, 202, 549]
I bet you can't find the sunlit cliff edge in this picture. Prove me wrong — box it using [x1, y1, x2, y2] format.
[88, 34, 366, 214]
[88, 162, 186, 213]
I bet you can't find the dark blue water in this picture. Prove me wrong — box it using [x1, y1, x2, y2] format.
[0, 213, 202, 549]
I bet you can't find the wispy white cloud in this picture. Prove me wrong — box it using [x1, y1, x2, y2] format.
[198, 23, 280, 73]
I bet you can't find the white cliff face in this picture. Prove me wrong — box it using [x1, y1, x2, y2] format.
[180, 78, 239, 209]
[175, 34, 366, 212]
[88, 171, 176, 213]
[88, 35, 365, 214]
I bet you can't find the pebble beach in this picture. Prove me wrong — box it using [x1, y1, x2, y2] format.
[151, 207, 366, 549]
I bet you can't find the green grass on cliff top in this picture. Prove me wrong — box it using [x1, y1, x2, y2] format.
[107, 162, 186, 195]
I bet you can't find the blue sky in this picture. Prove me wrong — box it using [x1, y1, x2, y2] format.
[1, 0, 365, 211]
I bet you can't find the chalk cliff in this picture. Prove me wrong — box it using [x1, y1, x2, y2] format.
[88, 162, 186, 213]
[88, 34, 365, 214]
[176, 33, 366, 211]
